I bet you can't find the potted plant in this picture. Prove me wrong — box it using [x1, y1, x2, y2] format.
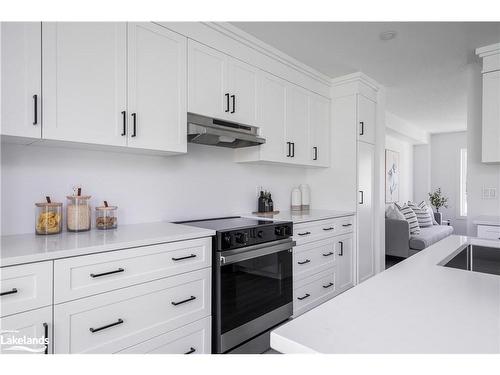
[428, 188, 449, 212]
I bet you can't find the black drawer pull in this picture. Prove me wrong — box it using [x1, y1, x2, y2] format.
[323, 282, 334, 289]
[121, 111, 126, 136]
[225, 93, 230, 112]
[43, 322, 49, 354]
[339, 241, 344, 256]
[322, 252, 334, 257]
[342, 223, 352, 227]
[0, 288, 18, 297]
[297, 231, 311, 236]
[172, 254, 197, 261]
[131, 112, 137, 137]
[172, 295, 196, 306]
[359, 121, 364, 136]
[89, 318, 124, 333]
[297, 293, 310, 301]
[185, 347, 196, 354]
[33, 94, 38, 125]
[297, 259, 310, 265]
[322, 227, 334, 231]
[90, 268, 124, 278]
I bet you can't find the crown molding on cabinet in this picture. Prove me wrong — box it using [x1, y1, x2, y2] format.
[330, 72, 381, 101]
[476, 42, 500, 74]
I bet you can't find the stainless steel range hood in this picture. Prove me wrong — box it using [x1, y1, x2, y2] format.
[187, 113, 265, 148]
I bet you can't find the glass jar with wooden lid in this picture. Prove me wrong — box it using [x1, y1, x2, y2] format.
[95, 201, 117, 230]
[35, 197, 62, 235]
[66, 188, 91, 232]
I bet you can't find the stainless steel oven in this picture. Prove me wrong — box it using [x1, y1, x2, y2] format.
[215, 238, 293, 353]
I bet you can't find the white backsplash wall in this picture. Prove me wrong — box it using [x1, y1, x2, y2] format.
[1, 142, 307, 235]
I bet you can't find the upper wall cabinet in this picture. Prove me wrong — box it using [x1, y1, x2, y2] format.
[477, 43, 500, 163]
[127, 23, 187, 153]
[285, 85, 309, 165]
[357, 94, 376, 145]
[188, 40, 257, 125]
[1, 22, 42, 140]
[308, 93, 330, 167]
[42, 22, 128, 147]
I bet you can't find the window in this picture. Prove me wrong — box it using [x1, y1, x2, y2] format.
[460, 148, 467, 217]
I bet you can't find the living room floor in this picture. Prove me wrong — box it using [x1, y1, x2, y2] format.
[385, 255, 405, 269]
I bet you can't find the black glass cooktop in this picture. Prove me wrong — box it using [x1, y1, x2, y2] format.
[177, 216, 282, 232]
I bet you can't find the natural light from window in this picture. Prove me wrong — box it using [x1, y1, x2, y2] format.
[460, 148, 467, 217]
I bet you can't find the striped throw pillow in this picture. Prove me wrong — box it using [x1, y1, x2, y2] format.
[408, 201, 433, 228]
[417, 201, 438, 225]
[395, 203, 421, 234]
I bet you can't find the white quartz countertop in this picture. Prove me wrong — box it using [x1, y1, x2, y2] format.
[271, 235, 500, 353]
[473, 215, 500, 226]
[0, 222, 215, 267]
[242, 209, 355, 224]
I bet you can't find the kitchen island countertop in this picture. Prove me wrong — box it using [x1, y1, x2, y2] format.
[271, 235, 500, 353]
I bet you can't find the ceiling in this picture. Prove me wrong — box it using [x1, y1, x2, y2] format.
[231, 22, 500, 134]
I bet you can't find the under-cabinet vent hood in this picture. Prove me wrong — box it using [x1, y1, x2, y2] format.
[187, 113, 265, 148]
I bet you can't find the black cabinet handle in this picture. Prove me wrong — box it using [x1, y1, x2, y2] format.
[43, 322, 49, 354]
[90, 318, 124, 333]
[339, 241, 344, 256]
[322, 251, 334, 257]
[291, 142, 295, 157]
[297, 293, 310, 301]
[90, 268, 124, 278]
[342, 223, 352, 227]
[225, 93, 230, 112]
[313, 146, 318, 160]
[185, 347, 196, 354]
[297, 231, 311, 236]
[172, 295, 196, 306]
[0, 288, 18, 297]
[286, 142, 291, 157]
[322, 227, 334, 231]
[231, 94, 235, 113]
[172, 254, 196, 261]
[359, 190, 364, 205]
[33, 95, 38, 125]
[323, 282, 334, 289]
[297, 259, 310, 265]
[121, 111, 126, 136]
[131, 113, 137, 137]
[359, 121, 364, 136]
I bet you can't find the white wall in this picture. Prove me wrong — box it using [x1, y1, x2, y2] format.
[429, 131, 467, 235]
[413, 144, 431, 204]
[1, 143, 308, 235]
[466, 63, 500, 236]
[385, 134, 414, 204]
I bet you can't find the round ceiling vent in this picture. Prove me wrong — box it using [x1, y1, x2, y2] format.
[379, 30, 397, 41]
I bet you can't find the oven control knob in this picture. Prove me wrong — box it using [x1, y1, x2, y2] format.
[275, 226, 286, 236]
[223, 233, 232, 246]
[235, 232, 248, 244]
[257, 230, 264, 238]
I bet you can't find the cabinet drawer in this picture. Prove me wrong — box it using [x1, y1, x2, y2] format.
[293, 238, 336, 282]
[0, 306, 52, 354]
[477, 225, 500, 240]
[118, 316, 210, 354]
[54, 267, 211, 353]
[54, 237, 211, 303]
[1, 262, 53, 317]
[293, 216, 354, 244]
[293, 267, 336, 318]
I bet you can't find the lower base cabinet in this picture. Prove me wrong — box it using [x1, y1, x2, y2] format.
[54, 268, 211, 354]
[0, 306, 52, 354]
[118, 316, 210, 354]
[293, 268, 336, 318]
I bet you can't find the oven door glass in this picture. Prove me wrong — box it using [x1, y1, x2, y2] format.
[220, 249, 292, 334]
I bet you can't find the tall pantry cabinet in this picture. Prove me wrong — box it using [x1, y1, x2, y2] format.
[331, 73, 380, 284]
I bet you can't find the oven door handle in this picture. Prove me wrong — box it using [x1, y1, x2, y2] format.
[220, 239, 295, 265]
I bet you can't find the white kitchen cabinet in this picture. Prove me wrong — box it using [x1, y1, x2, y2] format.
[335, 234, 354, 292]
[188, 40, 227, 120]
[357, 94, 376, 145]
[127, 22, 187, 153]
[481, 71, 500, 162]
[1, 22, 42, 140]
[42, 22, 127, 146]
[285, 84, 309, 164]
[308, 92, 330, 166]
[188, 40, 258, 125]
[357, 141, 375, 283]
[0, 306, 52, 354]
[54, 268, 211, 354]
